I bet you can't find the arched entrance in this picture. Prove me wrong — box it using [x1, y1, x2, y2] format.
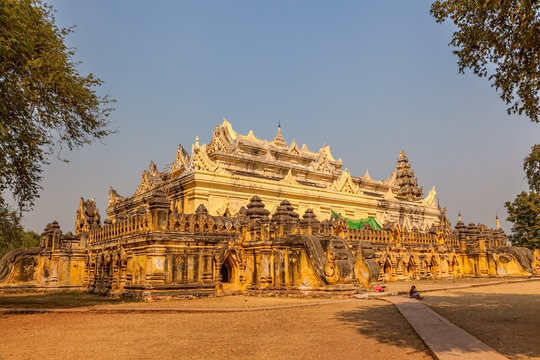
[383, 260, 393, 281]
[429, 257, 439, 278]
[219, 255, 238, 287]
[406, 259, 417, 279]
[220, 257, 233, 283]
[448, 256, 459, 277]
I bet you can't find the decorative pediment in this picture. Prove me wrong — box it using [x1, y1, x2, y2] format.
[328, 169, 360, 194]
[189, 142, 228, 174]
[171, 144, 190, 174]
[422, 186, 437, 206]
[301, 144, 309, 152]
[108, 186, 124, 207]
[136, 171, 153, 194]
[221, 118, 237, 141]
[280, 169, 301, 185]
[319, 145, 336, 162]
[217, 198, 236, 217]
[288, 139, 301, 155]
[75, 197, 101, 234]
[149, 160, 161, 178]
[136, 161, 164, 195]
[208, 119, 236, 154]
[310, 151, 335, 174]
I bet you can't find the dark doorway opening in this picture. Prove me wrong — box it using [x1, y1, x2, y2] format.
[220, 261, 231, 283]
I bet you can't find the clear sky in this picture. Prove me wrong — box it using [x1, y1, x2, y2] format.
[26, 0, 540, 234]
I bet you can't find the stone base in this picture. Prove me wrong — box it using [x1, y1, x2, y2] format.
[119, 283, 218, 300]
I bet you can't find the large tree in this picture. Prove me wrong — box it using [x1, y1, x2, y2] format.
[505, 145, 540, 249]
[0, 1, 113, 245]
[431, 0, 540, 123]
[0, 199, 40, 258]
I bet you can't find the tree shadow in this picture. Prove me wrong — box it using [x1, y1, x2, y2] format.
[335, 301, 430, 356]
[422, 291, 540, 359]
[336, 291, 539, 360]
[0, 291, 134, 310]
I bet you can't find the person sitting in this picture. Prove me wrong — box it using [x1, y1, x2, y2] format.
[409, 285, 423, 300]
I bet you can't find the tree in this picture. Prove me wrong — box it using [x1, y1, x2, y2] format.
[0, 0, 113, 237]
[524, 144, 540, 192]
[0, 199, 40, 258]
[505, 145, 540, 249]
[431, 0, 540, 123]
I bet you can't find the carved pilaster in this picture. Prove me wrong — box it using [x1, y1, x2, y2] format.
[259, 249, 272, 285]
[201, 251, 213, 283]
[145, 247, 167, 285]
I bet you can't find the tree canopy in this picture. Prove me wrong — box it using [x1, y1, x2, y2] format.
[0, 199, 40, 258]
[431, 0, 540, 122]
[1, 0, 113, 213]
[505, 144, 540, 249]
[0, 0, 113, 253]
[524, 144, 540, 192]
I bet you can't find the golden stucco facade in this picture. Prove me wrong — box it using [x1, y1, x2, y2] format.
[1, 120, 538, 296]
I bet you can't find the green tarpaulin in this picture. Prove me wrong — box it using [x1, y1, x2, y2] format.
[331, 210, 382, 230]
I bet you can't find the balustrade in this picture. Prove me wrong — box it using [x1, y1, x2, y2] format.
[88, 215, 149, 244]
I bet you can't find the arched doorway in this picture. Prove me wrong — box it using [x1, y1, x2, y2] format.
[220, 258, 232, 283]
[430, 258, 439, 278]
[383, 260, 393, 281]
[406, 259, 417, 279]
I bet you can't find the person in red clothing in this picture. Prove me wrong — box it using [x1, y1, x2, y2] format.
[409, 285, 423, 299]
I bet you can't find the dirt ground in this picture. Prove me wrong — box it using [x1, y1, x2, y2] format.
[1, 279, 538, 359]
[0, 297, 430, 360]
[422, 280, 540, 360]
[0, 291, 330, 309]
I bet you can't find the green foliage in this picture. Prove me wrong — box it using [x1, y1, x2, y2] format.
[524, 144, 540, 192]
[505, 144, 540, 249]
[0, 0, 114, 213]
[431, 0, 540, 122]
[505, 191, 540, 249]
[0, 199, 40, 259]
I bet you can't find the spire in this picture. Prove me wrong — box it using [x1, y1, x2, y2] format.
[395, 150, 422, 201]
[496, 214, 500, 229]
[273, 124, 286, 147]
[458, 212, 462, 222]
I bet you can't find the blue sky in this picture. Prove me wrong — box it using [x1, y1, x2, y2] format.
[26, 0, 540, 234]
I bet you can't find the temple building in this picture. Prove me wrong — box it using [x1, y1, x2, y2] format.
[108, 120, 440, 232]
[1, 120, 538, 297]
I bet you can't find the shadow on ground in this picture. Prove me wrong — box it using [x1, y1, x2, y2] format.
[338, 291, 539, 360]
[0, 291, 132, 309]
[335, 301, 430, 356]
[423, 292, 540, 359]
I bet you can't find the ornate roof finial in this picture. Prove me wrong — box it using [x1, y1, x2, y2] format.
[273, 123, 286, 147]
[195, 136, 199, 146]
[496, 213, 500, 229]
[458, 212, 462, 222]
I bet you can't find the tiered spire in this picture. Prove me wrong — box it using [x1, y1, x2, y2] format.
[395, 150, 423, 201]
[273, 124, 287, 147]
